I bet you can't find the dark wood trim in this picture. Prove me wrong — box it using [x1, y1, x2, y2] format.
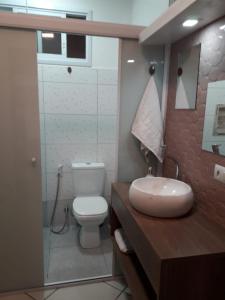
[112, 238, 156, 300]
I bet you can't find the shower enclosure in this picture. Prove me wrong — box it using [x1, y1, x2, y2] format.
[0, 17, 119, 290]
[38, 34, 119, 283]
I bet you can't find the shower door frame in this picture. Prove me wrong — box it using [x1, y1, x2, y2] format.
[0, 10, 144, 39]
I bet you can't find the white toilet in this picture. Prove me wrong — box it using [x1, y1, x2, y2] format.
[72, 162, 108, 249]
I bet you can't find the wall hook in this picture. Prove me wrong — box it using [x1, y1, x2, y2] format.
[149, 65, 156, 75]
[67, 67, 72, 74]
[177, 67, 183, 77]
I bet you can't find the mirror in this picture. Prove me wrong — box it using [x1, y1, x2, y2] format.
[175, 44, 201, 109]
[202, 80, 225, 156]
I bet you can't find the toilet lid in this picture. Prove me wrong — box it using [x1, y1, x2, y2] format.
[73, 196, 108, 216]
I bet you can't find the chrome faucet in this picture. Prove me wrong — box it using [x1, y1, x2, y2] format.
[166, 155, 180, 180]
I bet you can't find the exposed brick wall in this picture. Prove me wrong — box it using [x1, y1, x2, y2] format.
[164, 17, 225, 228]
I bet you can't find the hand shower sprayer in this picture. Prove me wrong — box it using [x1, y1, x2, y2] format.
[50, 164, 69, 234]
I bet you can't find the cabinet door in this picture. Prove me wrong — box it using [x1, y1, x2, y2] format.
[0, 28, 44, 291]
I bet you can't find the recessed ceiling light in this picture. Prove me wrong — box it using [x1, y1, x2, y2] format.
[127, 59, 135, 63]
[182, 19, 199, 27]
[218, 35, 223, 39]
[219, 25, 225, 30]
[42, 32, 54, 38]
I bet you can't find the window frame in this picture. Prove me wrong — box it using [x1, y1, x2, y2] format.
[2, 5, 92, 66]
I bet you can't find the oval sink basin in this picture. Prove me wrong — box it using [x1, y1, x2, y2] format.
[129, 177, 194, 218]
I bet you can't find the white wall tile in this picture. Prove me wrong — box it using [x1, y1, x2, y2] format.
[46, 172, 74, 201]
[46, 144, 97, 173]
[41, 144, 47, 202]
[98, 69, 118, 85]
[45, 114, 97, 144]
[41, 144, 46, 168]
[44, 82, 97, 115]
[46, 198, 72, 226]
[42, 65, 97, 84]
[98, 85, 118, 115]
[104, 170, 117, 197]
[97, 144, 116, 171]
[40, 114, 46, 145]
[98, 116, 117, 143]
[38, 81, 44, 113]
[41, 170, 47, 202]
[38, 64, 43, 82]
[39, 65, 119, 214]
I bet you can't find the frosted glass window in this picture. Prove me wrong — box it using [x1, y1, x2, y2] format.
[41, 32, 62, 55]
[66, 15, 86, 59]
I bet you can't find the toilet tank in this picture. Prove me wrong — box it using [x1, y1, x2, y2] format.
[72, 162, 105, 196]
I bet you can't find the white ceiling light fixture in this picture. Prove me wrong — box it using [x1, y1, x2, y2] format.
[182, 19, 199, 27]
[42, 32, 55, 39]
[127, 59, 135, 63]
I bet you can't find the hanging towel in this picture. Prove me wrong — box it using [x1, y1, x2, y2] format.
[131, 77, 164, 162]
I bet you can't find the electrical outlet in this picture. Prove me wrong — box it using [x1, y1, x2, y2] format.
[214, 164, 225, 184]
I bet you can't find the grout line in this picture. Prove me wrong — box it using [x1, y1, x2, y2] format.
[24, 292, 36, 300]
[99, 244, 110, 275]
[46, 227, 52, 281]
[45, 289, 57, 300]
[105, 281, 126, 293]
[44, 113, 100, 117]
[25, 288, 57, 300]
[115, 286, 128, 299]
[41, 80, 117, 87]
[97, 69, 99, 159]
[43, 142, 116, 146]
[41, 112, 117, 117]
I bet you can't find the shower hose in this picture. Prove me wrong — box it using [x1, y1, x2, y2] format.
[50, 171, 69, 234]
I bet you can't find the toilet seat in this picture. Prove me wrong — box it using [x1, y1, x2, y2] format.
[73, 196, 108, 217]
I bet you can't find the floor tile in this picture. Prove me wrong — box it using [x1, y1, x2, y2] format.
[50, 225, 78, 249]
[48, 282, 120, 300]
[124, 287, 131, 295]
[0, 294, 31, 300]
[47, 244, 109, 283]
[26, 289, 56, 300]
[105, 277, 127, 291]
[46, 222, 112, 283]
[101, 237, 113, 274]
[43, 227, 51, 280]
[100, 223, 111, 240]
[117, 291, 133, 299]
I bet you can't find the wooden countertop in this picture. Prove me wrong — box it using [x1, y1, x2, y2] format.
[112, 182, 225, 260]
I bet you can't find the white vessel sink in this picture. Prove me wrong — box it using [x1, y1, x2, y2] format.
[129, 177, 194, 218]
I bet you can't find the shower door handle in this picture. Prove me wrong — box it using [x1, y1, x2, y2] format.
[31, 157, 37, 167]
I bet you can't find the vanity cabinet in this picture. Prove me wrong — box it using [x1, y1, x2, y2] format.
[110, 183, 225, 300]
